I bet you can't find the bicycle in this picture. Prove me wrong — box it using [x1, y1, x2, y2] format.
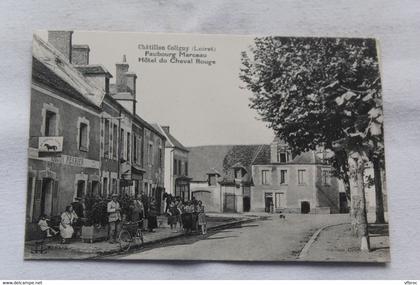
[118, 220, 144, 252]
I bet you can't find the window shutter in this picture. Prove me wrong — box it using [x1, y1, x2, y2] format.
[52, 180, 59, 215]
[32, 179, 43, 222]
[87, 181, 92, 196]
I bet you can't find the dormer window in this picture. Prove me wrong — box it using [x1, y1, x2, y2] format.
[277, 148, 290, 163]
[208, 174, 217, 186]
[235, 169, 242, 179]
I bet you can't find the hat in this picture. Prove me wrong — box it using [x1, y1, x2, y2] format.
[111, 193, 119, 197]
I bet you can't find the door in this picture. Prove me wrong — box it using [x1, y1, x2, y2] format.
[224, 194, 236, 213]
[243, 197, 251, 212]
[40, 178, 53, 216]
[264, 193, 273, 213]
[301, 201, 310, 214]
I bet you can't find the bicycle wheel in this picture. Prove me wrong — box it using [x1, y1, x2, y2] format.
[118, 229, 132, 252]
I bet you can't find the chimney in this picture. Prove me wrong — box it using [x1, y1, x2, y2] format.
[162, 126, 170, 134]
[116, 54, 129, 92]
[72, 45, 90, 65]
[125, 72, 137, 114]
[48, 31, 73, 62]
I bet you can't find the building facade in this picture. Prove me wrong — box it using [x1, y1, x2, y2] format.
[26, 31, 165, 240]
[153, 125, 191, 201]
[251, 137, 341, 214]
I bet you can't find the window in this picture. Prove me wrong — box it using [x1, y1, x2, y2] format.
[277, 148, 290, 163]
[159, 147, 163, 168]
[322, 169, 331, 185]
[102, 177, 108, 198]
[209, 174, 217, 186]
[235, 169, 242, 179]
[298, 169, 306, 185]
[261, 170, 270, 185]
[185, 161, 188, 176]
[148, 143, 153, 165]
[178, 160, 182, 175]
[112, 124, 118, 159]
[174, 159, 178, 175]
[112, 178, 117, 194]
[104, 119, 110, 157]
[133, 135, 137, 164]
[79, 123, 88, 151]
[275, 193, 285, 208]
[126, 132, 131, 162]
[76, 180, 85, 198]
[120, 129, 125, 159]
[280, 169, 288, 184]
[44, 110, 57, 136]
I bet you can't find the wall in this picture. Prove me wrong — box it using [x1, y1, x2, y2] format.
[190, 181, 221, 212]
[27, 83, 101, 240]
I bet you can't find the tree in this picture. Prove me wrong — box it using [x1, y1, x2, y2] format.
[240, 36, 385, 250]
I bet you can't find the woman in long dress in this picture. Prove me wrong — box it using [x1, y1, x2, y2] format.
[181, 201, 194, 234]
[197, 200, 207, 235]
[60, 205, 77, 244]
[166, 200, 178, 232]
[147, 198, 158, 232]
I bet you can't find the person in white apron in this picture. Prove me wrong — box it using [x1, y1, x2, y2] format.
[59, 205, 77, 244]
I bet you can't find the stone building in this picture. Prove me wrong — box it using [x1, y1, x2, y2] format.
[26, 31, 165, 240]
[188, 145, 263, 213]
[153, 124, 191, 201]
[27, 32, 104, 239]
[251, 137, 341, 214]
[189, 139, 341, 214]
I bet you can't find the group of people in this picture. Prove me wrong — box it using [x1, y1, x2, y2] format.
[37, 192, 208, 244]
[37, 192, 161, 244]
[164, 195, 207, 235]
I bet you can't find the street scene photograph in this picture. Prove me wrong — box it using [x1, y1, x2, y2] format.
[24, 30, 389, 262]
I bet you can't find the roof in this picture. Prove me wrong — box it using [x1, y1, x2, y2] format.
[32, 35, 105, 108]
[32, 57, 100, 109]
[152, 124, 189, 152]
[290, 151, 323, 164]
[75, 65, 113, 78]
[72, 44, 90, 50]
[188, 145, 234, 181]
[223, 145, 265, 173]
[251, 144, 271, 165]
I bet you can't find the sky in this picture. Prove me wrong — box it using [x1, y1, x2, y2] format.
[37, 31, 274, 147]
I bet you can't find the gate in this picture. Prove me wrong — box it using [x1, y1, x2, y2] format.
[224, 194, 236, 213]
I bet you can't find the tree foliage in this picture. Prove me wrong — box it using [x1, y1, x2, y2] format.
[240, 37, 384, 183]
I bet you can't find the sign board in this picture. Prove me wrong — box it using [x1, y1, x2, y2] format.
[38, 136, 63, 152]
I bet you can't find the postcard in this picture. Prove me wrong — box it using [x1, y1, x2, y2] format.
[25, 30, 389, 262]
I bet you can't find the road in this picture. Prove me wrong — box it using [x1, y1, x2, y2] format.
[115, 214, 349, 261]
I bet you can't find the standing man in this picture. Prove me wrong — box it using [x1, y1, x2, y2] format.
[107, 193, 121, 243]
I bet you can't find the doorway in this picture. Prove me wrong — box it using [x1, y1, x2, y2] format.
[301, 201, 310, 214]
[243, 197, 251, 212]
[264, 192, 273, 213]
[224, 194, 236, 213]
[40, 178, 53, 216]
[91, 181, 100, 197]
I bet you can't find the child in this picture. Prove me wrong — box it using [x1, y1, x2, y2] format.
[38, 214, 58, 237]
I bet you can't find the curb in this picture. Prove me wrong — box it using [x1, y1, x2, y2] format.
[43, 216, 261, 257]
[298, 222, 349, 260]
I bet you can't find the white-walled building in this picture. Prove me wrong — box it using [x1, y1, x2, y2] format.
[153, 124, 191, 200]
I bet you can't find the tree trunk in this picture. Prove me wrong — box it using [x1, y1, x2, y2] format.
[348, 153, 370, 251]
[373, 158, 385, 224]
